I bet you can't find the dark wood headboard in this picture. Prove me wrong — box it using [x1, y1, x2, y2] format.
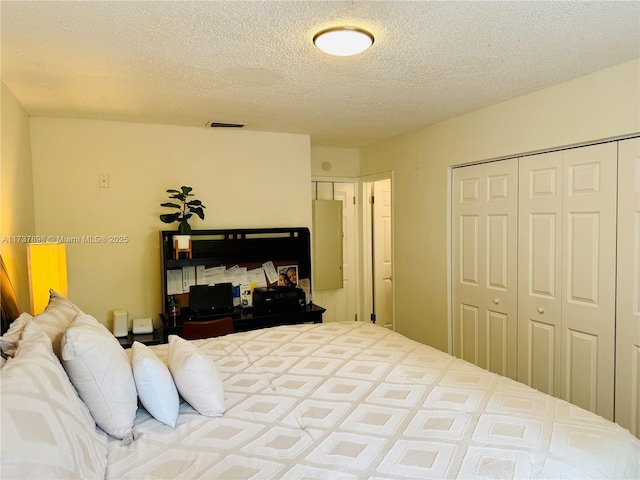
[1, 255, 21, 334]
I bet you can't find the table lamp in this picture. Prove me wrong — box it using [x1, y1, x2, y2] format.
[27, 243, 68, 315]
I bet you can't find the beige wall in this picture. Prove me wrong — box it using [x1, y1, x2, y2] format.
[311, 146, 360, 178]
[360, 59, 640, 352]
[29, 118, 311, 327]
[1, 82, 35, 312]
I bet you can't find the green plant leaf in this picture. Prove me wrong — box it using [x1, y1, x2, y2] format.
[189, 206, 205, 220]
[160, 213, 181, 224]
[160, 186, 205, 230]
[178, 220, 191, 234]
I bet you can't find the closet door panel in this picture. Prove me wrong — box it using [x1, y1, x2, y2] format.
[458, 212, 481, 364]
[453, 165, 483, 362]
[530, 213, 557, 297]
[484, 160, 518, 379]
[616, 137, 640, 436]
[529, 320, 555, 394]
[518, 152, 563, 396]
[487, 310, 508, 375]
[487, 214, 508, 289]
[562, 142, 616, 421]
[461, 304, 479, 364]
[486, 213, 509, 376]
[453, 160, 518, 379]
[460, 215, 480, 285]
[566, 212, 600, 304]
[566, 329, 598, 412]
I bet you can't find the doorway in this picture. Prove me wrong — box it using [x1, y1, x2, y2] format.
[362, 176, 394, 330]
[311, 180, 358, 323]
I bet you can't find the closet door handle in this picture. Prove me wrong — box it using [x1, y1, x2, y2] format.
[537, 306, 545, 314]
[492, 298, 500, 305]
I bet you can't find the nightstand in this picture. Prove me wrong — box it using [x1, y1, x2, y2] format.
[117, 326, 164, 349]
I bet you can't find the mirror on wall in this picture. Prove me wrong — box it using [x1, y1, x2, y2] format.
[312, 200, 343, 290]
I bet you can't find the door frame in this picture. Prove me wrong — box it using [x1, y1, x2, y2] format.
[361, 172, 394, 328]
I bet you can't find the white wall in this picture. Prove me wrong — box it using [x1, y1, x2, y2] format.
[29, 118, 311, 327]
[360, 59, 640, 352]
[1, 82, 35, 312]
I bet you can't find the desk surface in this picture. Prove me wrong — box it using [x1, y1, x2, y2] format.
[117, 304, 325, 347]
[117, 328, 164, 349]
[162, 303, 325, 339]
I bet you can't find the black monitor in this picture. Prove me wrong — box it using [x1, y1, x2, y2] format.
[189, 283, 234, 317]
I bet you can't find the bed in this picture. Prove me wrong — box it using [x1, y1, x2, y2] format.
[1, 284, 639, 479]
[107, 322, 640, 479]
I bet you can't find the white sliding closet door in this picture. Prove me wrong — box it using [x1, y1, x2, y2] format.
[452, 159, 518, 379]
[518, 142, 617, 420]
[616, 137, 640, 436]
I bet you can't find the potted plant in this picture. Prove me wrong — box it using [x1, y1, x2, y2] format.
[160, 186, 206, 249]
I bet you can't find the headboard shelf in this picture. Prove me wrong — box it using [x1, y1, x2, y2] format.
[159, 227, 313, 317]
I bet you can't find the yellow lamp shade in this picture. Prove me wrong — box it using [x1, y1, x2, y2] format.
[27, 243, 68, 315]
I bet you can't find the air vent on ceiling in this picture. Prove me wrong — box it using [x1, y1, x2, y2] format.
[206, 121, 245, 128]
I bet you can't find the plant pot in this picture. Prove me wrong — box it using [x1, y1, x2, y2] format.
[173, 234, 191, 250]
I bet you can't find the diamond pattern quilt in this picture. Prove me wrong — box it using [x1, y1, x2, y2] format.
[106, 322, 640, 479]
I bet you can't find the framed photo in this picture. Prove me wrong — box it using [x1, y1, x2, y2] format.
[277, 265, 298, 287]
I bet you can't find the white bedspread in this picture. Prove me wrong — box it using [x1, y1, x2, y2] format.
[106, 321, 640, 479]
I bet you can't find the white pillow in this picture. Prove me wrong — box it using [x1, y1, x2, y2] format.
[1, 320, 108, 479]
[167, 335, 225, 416]
[0, 289, 81, 359]
[36, 289, 83, 358]
[61, 312, 138, 440]
[0, 312, 33, 356]
[131, 341, 179, 427]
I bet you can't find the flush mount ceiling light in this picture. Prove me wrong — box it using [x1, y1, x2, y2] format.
[313, 26, 374, 57]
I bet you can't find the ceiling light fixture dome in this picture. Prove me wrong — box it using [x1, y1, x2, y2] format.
[313, 26, 374, 57]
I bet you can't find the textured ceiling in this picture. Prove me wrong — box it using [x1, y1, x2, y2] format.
[1, 1, 639, 148]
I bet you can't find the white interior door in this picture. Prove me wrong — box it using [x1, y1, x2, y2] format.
[334, 182, 357, 323]
[452, 159, 518, 378]
[373, 178, 393, 329]
[362, 176, 393, 329]
[615, 137, 640, 436]
[311, 181, 357, 323]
